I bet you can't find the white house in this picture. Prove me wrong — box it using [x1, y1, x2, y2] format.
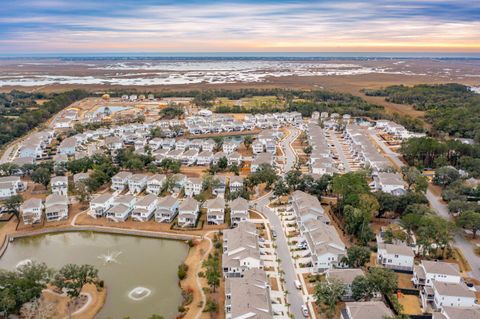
[250, 152, 273, 172]
[431, 282, 477, 310]
[432, 307, 480, 319]
[341, 301, 393, 319]
[223, 141, 239, 154]
[105, 194, 135, 222]
[197, 151, 214, 166]
[302, 219, 346, 272]
[185, 177, 203, 197]
[155, 195, 180, 223]
[413, 260, 462, 288]
[89, 193, 115, 218]
[252, 140, 264, 154]
[178, 198, 200, 227]
[50, 176, 68, 196]
[21, 198, 44, 224]
[222, 222, 262, 278]
[57, 137, 77, 156]
[229, 176, 244, 193]
[205, 197, 225, 225]
[45, 194, 69, 222]
[146, 174, 166, 195]
[227, 152, 242, 166]
[374, 172, 407, 196]
[377, 243, 415, 271]
[229, 197, 249, 226]
[105, 136, 123, 151]
[128, 174, 148, 194]
[212, 175, 227, 196]
[132, 194, 158, 222]
[181, 149, 198, 166]
[111, 171, 132, 191]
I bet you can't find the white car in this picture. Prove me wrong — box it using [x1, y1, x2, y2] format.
[302, 305, 309, 317]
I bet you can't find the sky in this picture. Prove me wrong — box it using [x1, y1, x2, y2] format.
[0, 0, 479, 54]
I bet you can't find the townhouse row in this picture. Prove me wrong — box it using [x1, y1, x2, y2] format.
[20, 194, 69, 224]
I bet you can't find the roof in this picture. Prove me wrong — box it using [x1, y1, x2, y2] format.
[344, 301, 393, 319]
[327, 268, 365, 285]
[180, 198, 199, 212]
[136, 194, 158, 207]
[230, 197, 249, 211]
[113, 171, 133, 180]
[91, 193, 114, 205]
[377, 172, 405, 187]
[148, 174, 166, 183]
[378, 243, 415, 257]
[225, 269, 273, 319]
[21, 198, 43, 210]
[157, 195, 179, 208]
[129, 174, 148, 182]
[45, 194, 68, 206]
[436, 307, 480, 319]
[229, 176, 244, 184]
[433, 281, 476, 298]
[205, 197, 225, 210]
[187, 177, 203, 185]
[114, 194, 135, 205]
[51, 176, 68, 184]
[421, 260, 461, 277]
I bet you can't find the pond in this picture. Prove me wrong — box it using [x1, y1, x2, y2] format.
[0, 232, 188, 319]
[94, 106, 131, 115]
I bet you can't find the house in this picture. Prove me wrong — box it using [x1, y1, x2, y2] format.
[229, 176, 244, 193]
[185, 177, 203, 197]
[223, 141, 239, 154]
[181, 149, 198, 166]
[206, 197, 226, 225]
[178, 198, 200, 227]
[413, 260, 462, 288]
[432, 306, 480, 319]
[111, 171, 132, 191]
[222, 222, 262, 278]
[89, 193, 115, 218]
[21, 198, 44, 224]
[212, 175, 227, 196]
[132, 194, 158, 222]
[227, 152, 242, 166]
[374, 172, 406, 195]
[302, 219, 346, 272]
[291, 190, 329, 225]
[252, 140, 264, 154]
[250, 152, 273, 172]
[155, 195, 180, 223]
[430, 282, 477, 310]
[202, 139, 216, 152]
[146, 174, 166, 195]
[175, 140, 189, 151]
[73, 172, 89, 186]
[229, 197, 249, 226]
[105, 136, 123, 151]
[106, 195, 135, 222]
[50, 176, 68, 196]
[197, 151, 214, 166]
[341, 301, 393, 319]
[57, 137, 77, 156]
[128, 174, 148, 194]
[172, 173, 187, 193]
[0, 176, 26, 199]
[326, 269, 365, 301]
[224, 269, 273, 319]
[377, 243, 415, 271]
[213, 151, 227, 165]
[45, 194, 69, 222]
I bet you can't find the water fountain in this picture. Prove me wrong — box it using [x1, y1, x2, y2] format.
[15, 259, 32, 269]
[97, 250, 122, 265]
[128, 287, 152, 301]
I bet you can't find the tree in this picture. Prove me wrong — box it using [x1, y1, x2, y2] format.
[303, 145, 313, 154]
[31, 167, 51, 189]
[357, 193, 380, 217]
[457, 211, 480, 239]
[243, 135, 253, 148]
[0, 262, 52, 316]
[203, 254, 220, 293]
[204, 298, 218, 313]
[401, 166, 428, 193]
[76, 182, 91, 206]
[4, 194, 23, 221]
[351, 276, 375, 301]
[367, 267, 397, 295]
[433, 166, 461, 187]
[217, 157, 228, 170]
[342, 245, 371, 268]
[343, 205, 373, 245]
[53, 264, 100, 298]
[374, 192, 399, 216]
[273, 179, 289, 198]
[314, 278, 345, 319]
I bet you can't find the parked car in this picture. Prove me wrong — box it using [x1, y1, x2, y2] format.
[294, 280, 302, 289]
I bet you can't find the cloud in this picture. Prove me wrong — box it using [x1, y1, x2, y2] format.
[0, 0, 479, 52]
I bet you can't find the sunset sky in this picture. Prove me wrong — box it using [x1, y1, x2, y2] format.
[1, 0, 479, 53]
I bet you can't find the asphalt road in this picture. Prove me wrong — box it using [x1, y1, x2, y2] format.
[251, 193, 305, 319]
[280, 126, 300, 172]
